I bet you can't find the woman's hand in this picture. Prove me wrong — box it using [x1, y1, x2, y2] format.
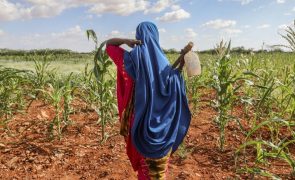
[181, 42, 194, 55]
[172, 42, 194, 71]
[125, 39, 142, 48]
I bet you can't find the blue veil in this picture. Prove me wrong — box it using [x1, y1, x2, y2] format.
[124, 22, 191, 158]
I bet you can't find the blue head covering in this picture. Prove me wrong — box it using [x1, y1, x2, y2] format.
[124, 21, 191, 158]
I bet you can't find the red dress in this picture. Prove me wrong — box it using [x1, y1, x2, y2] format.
[106, 45, 148, 178]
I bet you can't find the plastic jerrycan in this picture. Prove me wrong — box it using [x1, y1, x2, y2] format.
[184, 48, 201, 77]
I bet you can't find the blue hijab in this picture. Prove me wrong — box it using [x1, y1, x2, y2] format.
[124, 22, 191, 158]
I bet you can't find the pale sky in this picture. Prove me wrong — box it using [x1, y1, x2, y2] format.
[0, 0, 294, 52]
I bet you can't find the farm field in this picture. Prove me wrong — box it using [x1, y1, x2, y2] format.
[0, 59, 91, 75]
[1, 0, 295, 179]
[0, 46, 295, 179]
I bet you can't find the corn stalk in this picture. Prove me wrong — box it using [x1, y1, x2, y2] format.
[272, 20, 295, 52]
[235, 117, 295, 178]
[63, 73, 74, 125]
[212, 41, 243, 151]
[243, 70, 277, 123]
[86, 29, 117, 142]
[0, 67, 28, 128]
[37, 72, 75, 140]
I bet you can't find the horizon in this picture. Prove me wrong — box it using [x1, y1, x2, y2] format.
[0, 45, 292, 53]
[0, 0, 294, 52]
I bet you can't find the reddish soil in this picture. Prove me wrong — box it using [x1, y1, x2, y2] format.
[0, 89, 294, 179]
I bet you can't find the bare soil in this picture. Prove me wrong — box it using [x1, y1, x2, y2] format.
[0, 89, 294, 179]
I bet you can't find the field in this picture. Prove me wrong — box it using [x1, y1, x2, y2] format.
[0, 43, 294, 179]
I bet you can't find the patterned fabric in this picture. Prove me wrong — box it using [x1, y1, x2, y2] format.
[145, 149, 171, 180]
[138, 151, 171, 180]
[124, 21, 191, 158]
[106, 45, 143, 172]
[106, 42, 173, 179]
[138, 158, 150, 180]
[120, 85, 135, 137]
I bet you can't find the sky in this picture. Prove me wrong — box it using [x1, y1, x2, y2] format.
[0, 0, 294, 52]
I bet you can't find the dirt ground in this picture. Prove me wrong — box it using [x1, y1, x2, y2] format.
[0, 90, 294, 179]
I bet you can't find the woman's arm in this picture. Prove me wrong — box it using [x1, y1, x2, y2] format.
[172, 42, 194, 71]
[106, 38, 142, 48]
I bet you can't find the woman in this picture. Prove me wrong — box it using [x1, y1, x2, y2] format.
[106, 21, 191, 179]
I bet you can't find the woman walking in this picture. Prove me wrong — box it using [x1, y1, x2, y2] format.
[106, 21, 191, 180]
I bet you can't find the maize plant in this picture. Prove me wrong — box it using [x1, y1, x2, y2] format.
[274, 65, 295, 119]
[278, 20, 295, 52]
[0, 67, 28, 128]
[40, 79, 72, 140]
[236, 167, 281, 180]
[187, 76, 201, 114]
[238, 54, 259, 117]
[81, 63, 93, 88]
[26, 57, 52, 110]
[87, 29, 117, 142]
[243, 69, 277, 123]
[32, 57, 51, 89]
[212, 41, 243, 151]
[63, 73, 74, 125]
[285, 64, 295, 120]
[38, 72, 75, 140]
[39, 82, 64, 140]
[80, 64, 100, 105]
[235, 117, 295, 178]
